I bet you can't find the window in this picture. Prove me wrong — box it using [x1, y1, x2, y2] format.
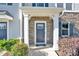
[0, 22, 7, 39]
[37, 3, 44, 7]
[32, 3, 49, 7]
[32, 3, 36, 7]
[7, 3, 12, 6]
[57, 3, 63, 8]
[22, 3, 25, 6]
[66, 3, 72, 10]
[45, 3, 48, 7]
[61, 22, 70, 37]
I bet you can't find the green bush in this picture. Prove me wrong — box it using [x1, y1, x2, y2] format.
[11, 43, 28, 56]
[0, 39, 20, 51]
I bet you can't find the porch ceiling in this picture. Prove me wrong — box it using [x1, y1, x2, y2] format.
[21, 7, 63, 16]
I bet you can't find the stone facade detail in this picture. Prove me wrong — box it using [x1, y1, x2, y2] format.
[57, 12, 79, 56]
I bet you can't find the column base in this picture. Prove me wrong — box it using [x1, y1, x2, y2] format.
[53, 44, 59, 50]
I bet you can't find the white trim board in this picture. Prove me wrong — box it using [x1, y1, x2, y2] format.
[7, 21, 9, 40]
[34, 21, 47, 46]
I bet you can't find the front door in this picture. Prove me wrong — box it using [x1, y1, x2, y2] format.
[36, 23, 45, 46]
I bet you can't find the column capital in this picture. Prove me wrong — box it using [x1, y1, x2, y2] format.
[23, 14, 29, 17]
[52, 14, 59, 18]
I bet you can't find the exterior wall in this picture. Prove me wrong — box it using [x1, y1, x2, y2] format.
[0, 4, 20, 39]
[29, 16, 53, 46]
[57, 12, 79, 55]
[60, 12, 79, 36]
[74, 4, 79, 10]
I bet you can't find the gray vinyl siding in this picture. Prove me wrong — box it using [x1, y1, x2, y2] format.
[74, 3, 79, 10]
[0, 3, 20, 39]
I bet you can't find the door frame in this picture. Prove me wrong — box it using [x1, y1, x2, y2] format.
[34, 21, 47, 46]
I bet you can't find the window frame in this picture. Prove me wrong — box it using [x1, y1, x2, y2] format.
[0, 22, 7, 39]
[66, 3, 72, 10]
[61, 21, 70, 37]
[32, 3, 48, 7]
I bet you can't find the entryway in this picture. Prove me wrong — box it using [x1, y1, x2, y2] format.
[29, 16, 53, 47]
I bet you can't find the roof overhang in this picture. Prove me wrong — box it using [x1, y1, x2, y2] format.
[0, 10, 13, 21]
[21, 7, 63, 16]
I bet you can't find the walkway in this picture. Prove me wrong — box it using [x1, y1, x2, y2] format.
[28, 46, 58, 56]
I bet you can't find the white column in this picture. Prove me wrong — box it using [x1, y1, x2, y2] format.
[24, 14, 29, 46]
[19, 9, 22, 42]
[53, 14, 59, 50]
[19, 3, 23, 41]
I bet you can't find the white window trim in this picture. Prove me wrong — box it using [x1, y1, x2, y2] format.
[7, 21, 9, 40]
[64, 3, 66, 10]
[61, 21, 70, 37]
[72, 3, 74, 10]
[55, 3, 57, 8]
[34, 21, 47, 45]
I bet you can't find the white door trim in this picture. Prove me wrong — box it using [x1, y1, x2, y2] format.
[34, 21, 47, 45]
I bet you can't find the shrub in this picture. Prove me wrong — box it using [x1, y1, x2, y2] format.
[11, 43, 28, 56]
[0, 39, 20, 51]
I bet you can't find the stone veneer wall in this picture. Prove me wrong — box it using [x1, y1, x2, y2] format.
[56, 12, 79, 56]
[60, 12, 79, 32]
[29, 16, 53, 46]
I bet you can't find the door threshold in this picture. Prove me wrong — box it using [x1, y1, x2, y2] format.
[29, 44, 52, 50]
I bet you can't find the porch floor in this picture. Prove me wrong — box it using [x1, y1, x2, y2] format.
[28, 46, 58, 56]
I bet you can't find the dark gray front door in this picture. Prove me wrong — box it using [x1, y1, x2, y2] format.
[36, 23, 45, 46]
